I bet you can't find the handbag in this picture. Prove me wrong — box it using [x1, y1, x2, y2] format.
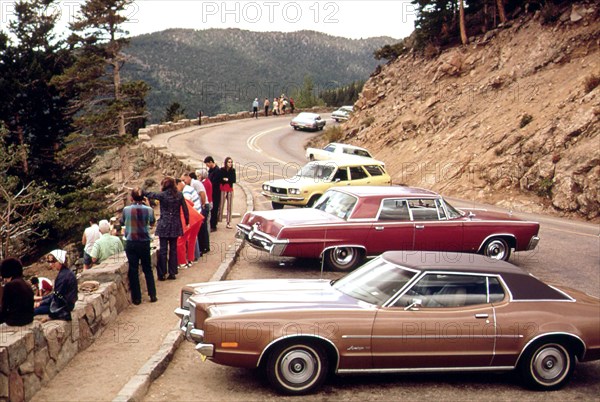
[49, 292, 72, 321]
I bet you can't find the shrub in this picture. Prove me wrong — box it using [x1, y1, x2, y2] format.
[324, 126, 344, 143]
[584, 73, 600, 93]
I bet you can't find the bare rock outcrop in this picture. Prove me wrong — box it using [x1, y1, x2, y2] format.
[344, 8, 599, 220]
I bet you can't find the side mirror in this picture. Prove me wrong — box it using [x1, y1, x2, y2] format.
[404, 298, 423, 311]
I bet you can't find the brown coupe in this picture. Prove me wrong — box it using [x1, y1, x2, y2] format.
[175, 252, 600, 395]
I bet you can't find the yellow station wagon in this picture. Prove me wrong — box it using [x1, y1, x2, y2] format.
[261, 159, 391, 209]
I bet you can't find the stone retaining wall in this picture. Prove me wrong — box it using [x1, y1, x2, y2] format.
[0, 250, 150, 402]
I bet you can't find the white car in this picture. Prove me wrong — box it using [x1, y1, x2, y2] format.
[305, 142, 375, 162]
[331, 105, 353, 122]
[290, 112, 326, 131]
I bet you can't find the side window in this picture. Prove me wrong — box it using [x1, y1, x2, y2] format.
[378, 199, 410, 221]
[396, 274, 489, 308]
[349, 166, 368, 180]
[488, 277, 506, 303]
[407, 199, 439, 221]
[364, 165, 383, 176]
[332, 167, 348, 182]
[324, 145, 336, 153]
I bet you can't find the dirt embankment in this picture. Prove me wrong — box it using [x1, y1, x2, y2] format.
[329, 5, 599, 221]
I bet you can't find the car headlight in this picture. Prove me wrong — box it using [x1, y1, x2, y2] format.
[289, 188, 301, 195]
[262, 184, 270, 191]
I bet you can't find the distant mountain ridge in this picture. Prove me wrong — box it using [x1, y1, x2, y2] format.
[123, 28, 395, 122]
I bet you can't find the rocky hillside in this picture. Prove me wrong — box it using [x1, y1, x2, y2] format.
[123, 29, 394, 122]
[334, 4, 599, 221]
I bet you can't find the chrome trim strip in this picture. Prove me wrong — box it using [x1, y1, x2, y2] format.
[341, 334, 523, 340]
[337, 366, 515, 374]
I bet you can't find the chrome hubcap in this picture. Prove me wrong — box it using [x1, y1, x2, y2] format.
[280, 350, 316, 384]
[533, 346, 566, 382]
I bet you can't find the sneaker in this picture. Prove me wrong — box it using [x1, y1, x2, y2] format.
[150, 296, 158, 303]
[178, 264, 188, 270]
[167, 274, 177, 280]
[226, 224, 233, 229]
[132, 300, 141, 305]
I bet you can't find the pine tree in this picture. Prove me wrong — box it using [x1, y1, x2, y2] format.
[58, 0, 146, 138]
[0, 0, 73, 184]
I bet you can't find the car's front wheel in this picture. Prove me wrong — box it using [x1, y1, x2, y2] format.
[266, 341, 329, 395]
[324, 247, 363, 271]
[271, 202, 284, 210]
[519, 341, 574, 390]
[482, 237, 511, 261]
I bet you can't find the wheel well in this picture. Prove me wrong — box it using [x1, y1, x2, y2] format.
[258, 336, 339, 375]
[517, 334, 586, 367]
[479, 235, 516, 253]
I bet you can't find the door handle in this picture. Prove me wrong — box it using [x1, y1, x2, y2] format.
[375, 226, 384, 231]
[415, 225, 425, 230]
[475, 314, 489, 319]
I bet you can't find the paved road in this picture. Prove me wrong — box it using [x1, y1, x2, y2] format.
[144, 115, 600, 400]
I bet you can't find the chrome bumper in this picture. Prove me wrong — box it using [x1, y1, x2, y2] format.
[236, 223, 288, 256]
[526, 235, 540, 251]
[175, 307, 204, 343]
[260, 191, 305, 202]
[195, 343, 214, 357]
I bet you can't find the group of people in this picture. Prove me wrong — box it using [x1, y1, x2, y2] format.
[125, 156, 236, 304]
[253, 95, 295, 117]
[0, 249, 78, 326]
[0, 156, 238, 325]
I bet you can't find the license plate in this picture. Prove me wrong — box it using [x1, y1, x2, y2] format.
[272, 196, 280, 201]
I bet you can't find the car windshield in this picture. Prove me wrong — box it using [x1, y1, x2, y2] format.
[442, 198, 464, 219]
[332, 257, 417, 305]
[313, 190, 357, 220]
[296, 163, 336, 180]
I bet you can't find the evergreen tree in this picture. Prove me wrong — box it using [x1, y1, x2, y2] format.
[56, 0, 147, 139]
[0, 0, 73, 185]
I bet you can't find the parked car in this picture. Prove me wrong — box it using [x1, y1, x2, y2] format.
[261, 160, 391, 209]
[305, 142, 375, 161]
[175, 251, 600, 395]
[239, 186, 540, 270]
[331, 105, 353, 122]
[290, 112, 326, 131]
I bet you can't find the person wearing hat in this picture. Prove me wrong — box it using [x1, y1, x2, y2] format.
[33, 250, 78, 321]
[0, 257, 34, 326]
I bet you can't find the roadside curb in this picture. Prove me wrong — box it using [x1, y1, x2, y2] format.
[112, 181, 253, 402]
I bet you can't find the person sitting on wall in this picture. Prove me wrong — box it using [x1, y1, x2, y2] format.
[89, 219, 125, 265]
[33, 250, 78, 321]
[0, 257, 34, 326]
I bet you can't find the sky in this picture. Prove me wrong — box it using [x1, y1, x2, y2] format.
[0, 0, 417, 40]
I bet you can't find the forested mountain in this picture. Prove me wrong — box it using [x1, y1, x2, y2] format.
[122, 28, 394, 122]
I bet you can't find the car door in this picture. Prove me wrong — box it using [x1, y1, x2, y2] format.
[371, 273, 495, 369]
[348, 166, 372, 186]
[410, 198, 464, 252]
[366, 198, 415, 254]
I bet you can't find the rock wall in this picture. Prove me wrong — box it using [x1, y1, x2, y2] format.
[0, 251, 151, 401]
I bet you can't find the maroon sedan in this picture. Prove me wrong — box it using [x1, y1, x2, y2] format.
[236, 186, 540, 271]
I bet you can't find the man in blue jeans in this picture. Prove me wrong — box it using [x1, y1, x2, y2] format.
[121, 188, 157, 305]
